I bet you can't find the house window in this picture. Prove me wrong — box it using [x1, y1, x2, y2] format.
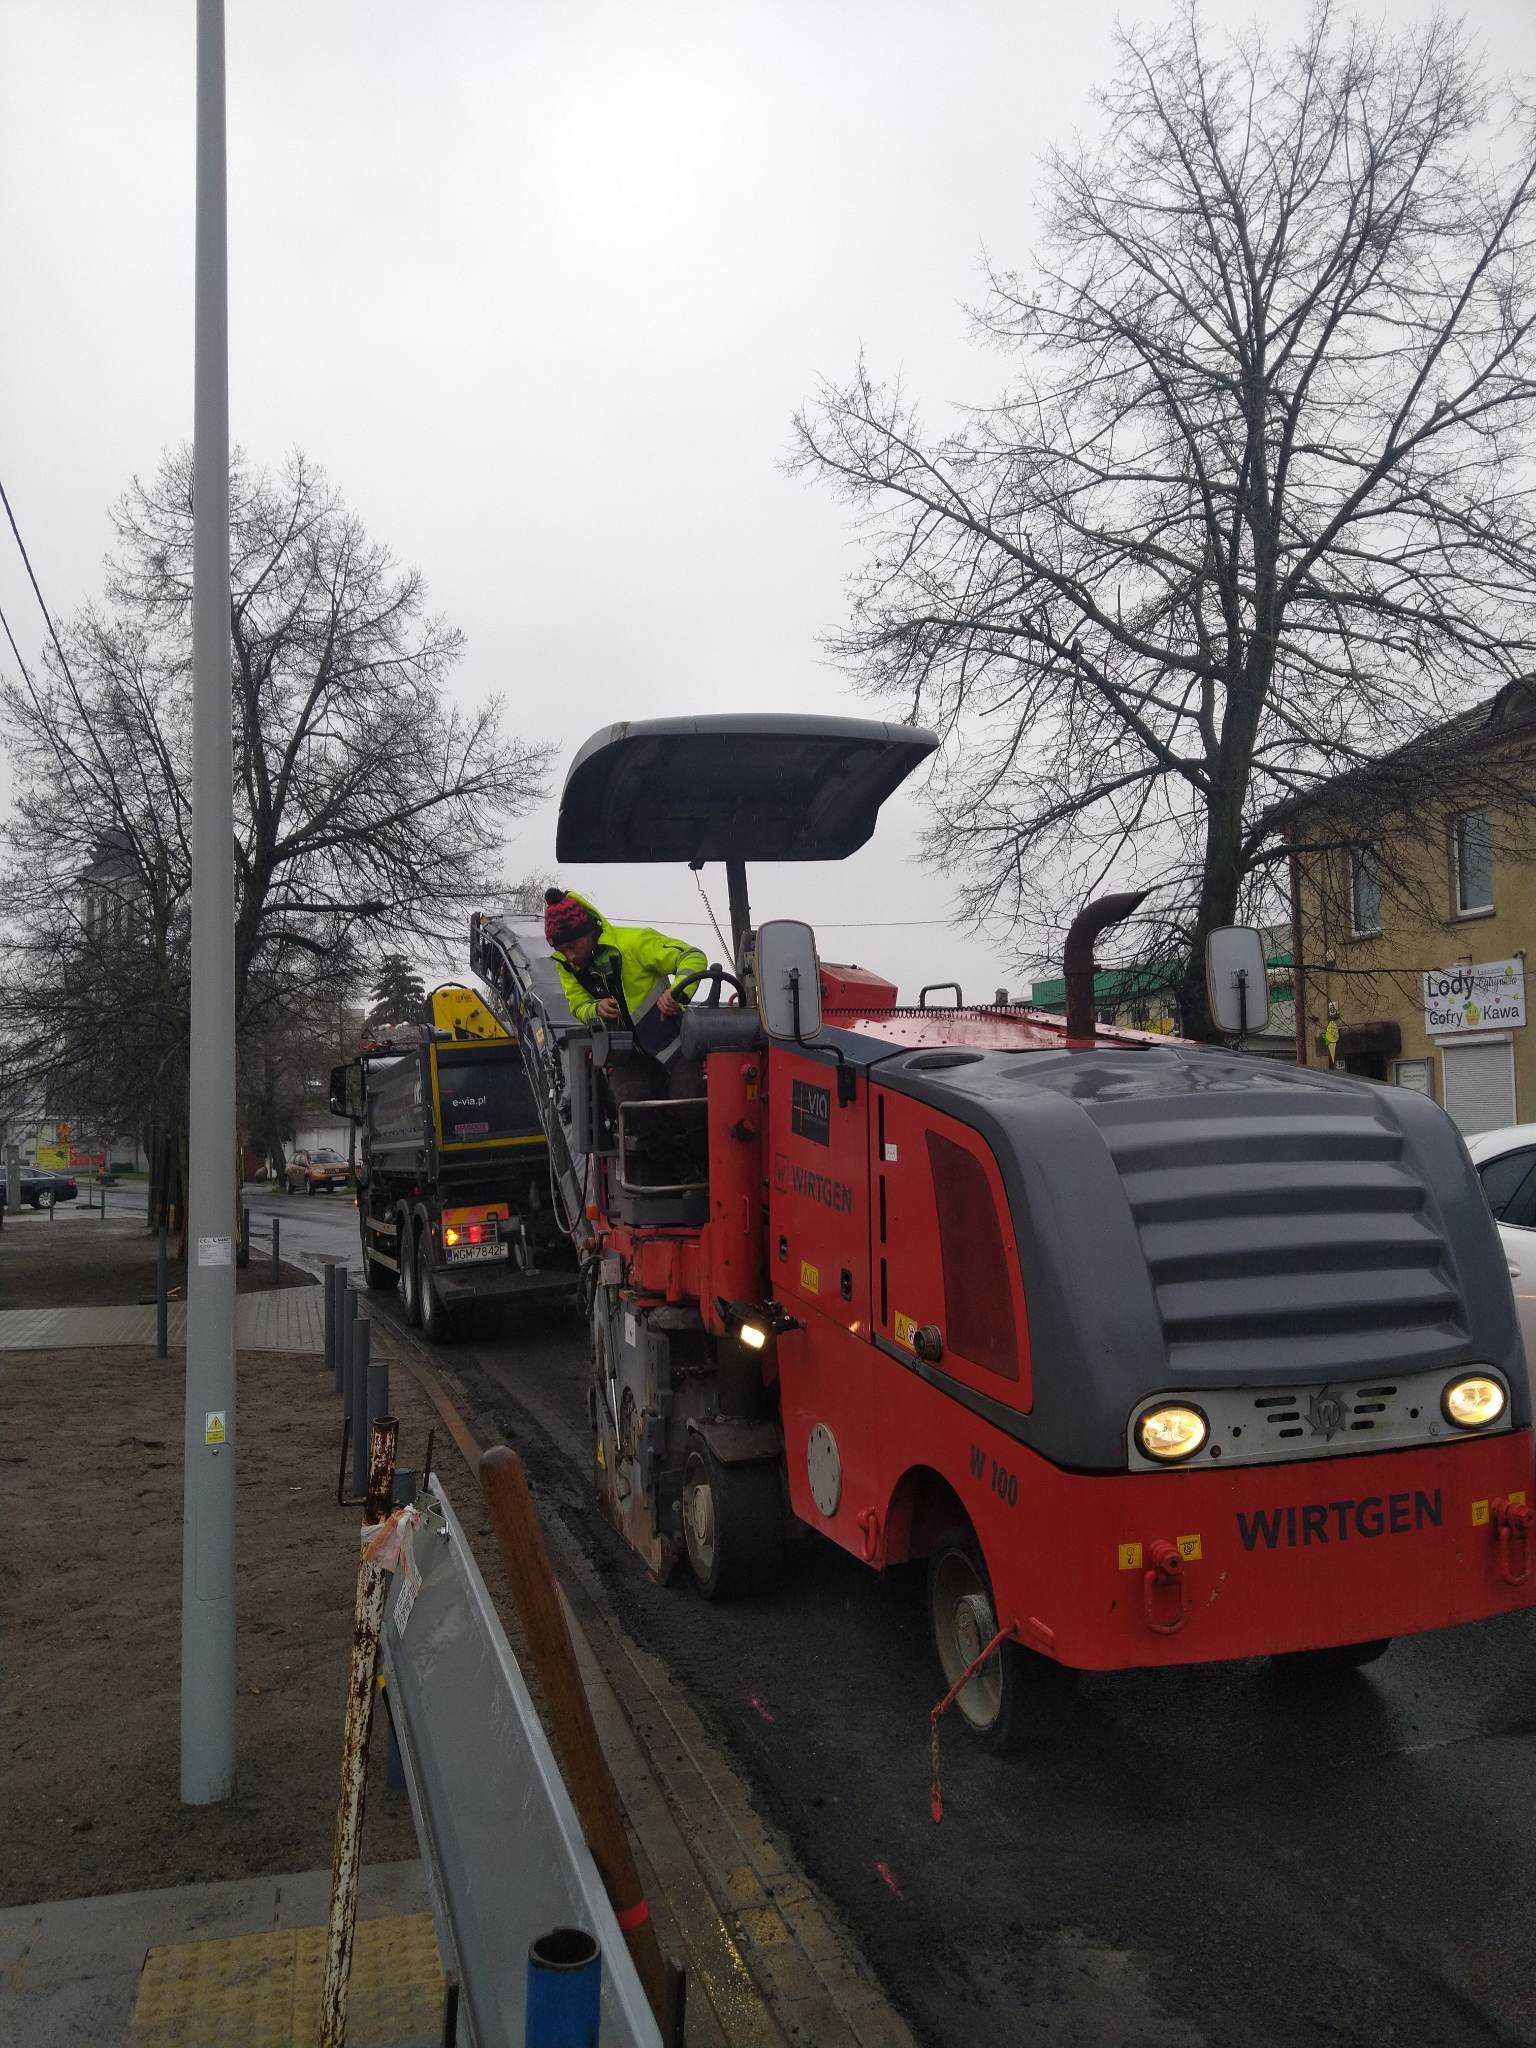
[1455, 810, 1494, 915]
[1349, 848, 1382, 936]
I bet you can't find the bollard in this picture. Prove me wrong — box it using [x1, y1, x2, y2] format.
[333, 1269, 352, 1400]
[350, 1311, 371, 1501]
[322, 1257, 337, 1382]
[332, 1266, 349, 1396]
[272, 1214, 280, 1284]
[367, 1353, 390, 1454]
[238, 1204, 250, 1268]
[156, 1223, 169, 1360]
[525, 1927, 602, 2047]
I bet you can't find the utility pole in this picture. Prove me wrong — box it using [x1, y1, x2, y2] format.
[181, 0, 236, 1806]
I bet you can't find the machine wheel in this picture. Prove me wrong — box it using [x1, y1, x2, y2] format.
[682, 1439, 782, 1598]
[396, 1211, 422, 1326]
[359, 1214, 395, 1293]
[926, 1528, 1031, 1753]
[1273, 1638, 1392, 1676]
[417, 1240, 457, 1344]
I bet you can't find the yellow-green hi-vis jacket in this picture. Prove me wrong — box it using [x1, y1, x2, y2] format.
[551, 891, 708, 1027]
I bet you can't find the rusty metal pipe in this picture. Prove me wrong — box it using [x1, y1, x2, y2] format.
[320, 1415, 400, 2048]
[1063, 890, 1150, 1046]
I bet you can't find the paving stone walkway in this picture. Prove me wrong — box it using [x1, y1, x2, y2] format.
[0, 1284, 329, 1353]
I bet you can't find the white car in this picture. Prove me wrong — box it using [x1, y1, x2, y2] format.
[1465, 1122, 1536, 1377]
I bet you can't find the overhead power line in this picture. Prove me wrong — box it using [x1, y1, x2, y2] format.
[0, 594, 36, 687]
[0, 471, 79, 692]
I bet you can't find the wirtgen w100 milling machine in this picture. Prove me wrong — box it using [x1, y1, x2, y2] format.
[470, 714, 1535, 1748]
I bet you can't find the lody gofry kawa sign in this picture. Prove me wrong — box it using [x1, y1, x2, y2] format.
[1422, 958, 1526, 1036]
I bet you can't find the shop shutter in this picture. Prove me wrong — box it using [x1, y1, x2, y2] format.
[1441, 1041, 1516, 1138]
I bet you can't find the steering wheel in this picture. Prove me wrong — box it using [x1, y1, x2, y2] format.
[671, 964, 745, 1009]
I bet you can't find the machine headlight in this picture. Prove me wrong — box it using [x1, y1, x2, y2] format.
[1442, 1374, 1506, 1430]
[1134, 1403, 1209, 1462]
[738, 1321, 768, 1351]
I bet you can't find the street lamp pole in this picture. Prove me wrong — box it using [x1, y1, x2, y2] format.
[181, 0, 236, 1805]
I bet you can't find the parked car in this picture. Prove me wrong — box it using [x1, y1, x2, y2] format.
[16, 1168, 79, 1210]
[1467, 1123, 1536, 1381]
[284, 1147, 352, 1196]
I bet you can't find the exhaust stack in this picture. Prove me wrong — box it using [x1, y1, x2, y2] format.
[1063, 890, 1149, 1046]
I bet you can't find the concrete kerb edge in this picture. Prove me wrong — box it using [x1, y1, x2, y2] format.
[538, 1503, 919, 2048]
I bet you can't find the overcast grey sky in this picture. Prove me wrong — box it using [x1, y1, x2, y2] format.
[6, 0, 1536, 997]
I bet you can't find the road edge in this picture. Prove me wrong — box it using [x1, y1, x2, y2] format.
[388, 1337, 919, 2048]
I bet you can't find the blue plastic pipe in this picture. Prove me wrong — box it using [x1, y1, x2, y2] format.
[525, 1927, 602, 2046]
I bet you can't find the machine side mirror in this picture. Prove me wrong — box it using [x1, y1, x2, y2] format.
[756, 919, 823, 1042]
[329, 1063, 364, 1121]
[1205, 926, 1271, 1037]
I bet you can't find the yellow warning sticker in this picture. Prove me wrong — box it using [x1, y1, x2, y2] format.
[893, 1310, 916, 1349]
[1117, 1541, 1143, 1572]
[1512, 1490, 1527, 1507]
[204, 1411, 227, 1447]
[1176, 1533, 1203, 1563]
[1472, 1499, 1489, 1525]
[800, 1260, 820, 1294]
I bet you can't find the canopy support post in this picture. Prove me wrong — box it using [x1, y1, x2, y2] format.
[726, 860, 752, 971]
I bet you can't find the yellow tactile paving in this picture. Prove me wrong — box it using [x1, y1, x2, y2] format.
[130, 1911, 443, 2048]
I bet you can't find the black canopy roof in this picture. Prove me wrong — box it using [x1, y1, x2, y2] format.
[555, 714, 939, 863]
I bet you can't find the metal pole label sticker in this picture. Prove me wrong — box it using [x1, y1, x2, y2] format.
[197, 1234, 233, 1266]
[204, 1411, 227, 1446]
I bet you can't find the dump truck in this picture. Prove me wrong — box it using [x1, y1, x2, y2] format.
[470, 714, 1536, 1746]
[330, 979, 579, 1340]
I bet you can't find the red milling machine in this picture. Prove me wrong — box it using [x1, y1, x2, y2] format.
[471, 714, 1536, 1748]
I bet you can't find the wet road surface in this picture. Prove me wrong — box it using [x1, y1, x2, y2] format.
[373, 1286, 1536, 2047]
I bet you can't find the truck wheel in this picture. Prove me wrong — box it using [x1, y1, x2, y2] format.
[682, 1439, 782, 1599]
[417, 1241, 457, 1344]
[927, 1527, 1030, 1753]
[397, 1211, 422, 1326]
[1273, 1638, 1392, 1676]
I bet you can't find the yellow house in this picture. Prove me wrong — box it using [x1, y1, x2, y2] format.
[1287, 686, 1536, 1136]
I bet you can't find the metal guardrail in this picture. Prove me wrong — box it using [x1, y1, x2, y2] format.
[381, 1476, 663, 2048]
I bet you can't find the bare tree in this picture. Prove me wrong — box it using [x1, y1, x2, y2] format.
[0, 447, 551, 1174]
[792, 2, 1536, 1033]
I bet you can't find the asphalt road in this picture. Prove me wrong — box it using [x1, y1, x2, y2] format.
[236, 1180, 358, 1275]
[366, 1283, 1536, 2048]
[84, 1180, 361, 1276]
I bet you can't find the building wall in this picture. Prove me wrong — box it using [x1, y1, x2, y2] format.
[1294, 804, 1535, 1135]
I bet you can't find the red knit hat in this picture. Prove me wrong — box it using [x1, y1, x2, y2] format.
[544, 890, 599, 949]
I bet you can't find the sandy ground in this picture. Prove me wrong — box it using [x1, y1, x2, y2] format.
[0, 1340, 468, 1907]
[0, 1213, 314, 1309]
